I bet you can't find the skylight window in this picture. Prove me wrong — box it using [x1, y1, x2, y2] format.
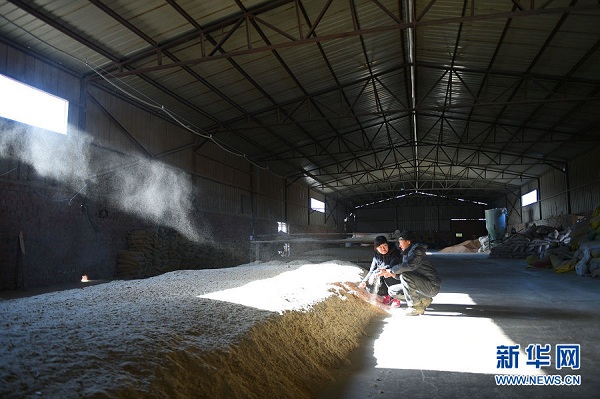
[522, 189, 537, 207]
[0, 74, 68, 134]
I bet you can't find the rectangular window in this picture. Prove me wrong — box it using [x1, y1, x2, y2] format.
[0, 73, 68, 134]
[310, 198, 325, 213]
[277, 222, 288, 233]
[522, 190, 537, 207]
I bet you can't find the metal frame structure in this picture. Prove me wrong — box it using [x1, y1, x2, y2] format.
[1, 0, 599, 207]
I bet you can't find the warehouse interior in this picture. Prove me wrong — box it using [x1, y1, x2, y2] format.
[1, 1, 600, 398]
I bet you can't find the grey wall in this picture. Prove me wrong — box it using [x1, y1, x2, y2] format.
[354, 194, 487, 248]
[495, 145, 600, 231]
[0, 42, 347, 289]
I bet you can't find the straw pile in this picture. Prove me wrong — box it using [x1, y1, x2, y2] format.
[142, 292, 379, 399]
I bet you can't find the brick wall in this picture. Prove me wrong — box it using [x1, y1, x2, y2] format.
[0, 180, 141, 289]
[0, 179, 260, 291]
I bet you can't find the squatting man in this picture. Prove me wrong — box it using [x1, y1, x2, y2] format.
[362, 230, 442, 316]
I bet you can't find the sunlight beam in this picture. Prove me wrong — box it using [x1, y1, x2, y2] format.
[197, 262, 362, 313]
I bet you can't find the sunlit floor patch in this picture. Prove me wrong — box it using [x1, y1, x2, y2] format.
[374, 292, 544, 375]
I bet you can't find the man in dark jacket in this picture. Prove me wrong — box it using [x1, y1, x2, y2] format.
[358, 235, 402, 307]
[379, 229, 441, 315]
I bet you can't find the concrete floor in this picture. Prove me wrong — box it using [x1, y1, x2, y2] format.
[316, 251, 600, 399]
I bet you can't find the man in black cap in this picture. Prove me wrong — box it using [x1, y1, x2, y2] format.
[379, 229, 441, 315]
[358, 235, 402, 307]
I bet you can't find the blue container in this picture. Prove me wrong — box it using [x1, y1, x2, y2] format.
[485, 208, 507, 241]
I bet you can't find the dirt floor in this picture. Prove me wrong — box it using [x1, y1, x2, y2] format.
[0, 248, 384, 399]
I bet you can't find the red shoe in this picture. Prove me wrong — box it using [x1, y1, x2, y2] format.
[390, 298, 402, 308]
[382, 295, 392, 305]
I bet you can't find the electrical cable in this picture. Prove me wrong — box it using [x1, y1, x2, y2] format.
[0, 8, 307, 233]
[26, 180, 88, 203]
[83, 60, 273, 173]
[0, 166, 18, 176]
[0, 13, 273, 175]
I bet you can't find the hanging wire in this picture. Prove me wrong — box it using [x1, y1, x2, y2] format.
[83, 56, 272, 172]
[0, 13, 273, 174]
[0, 166, 18, 176]
[27, 181, 88, 204]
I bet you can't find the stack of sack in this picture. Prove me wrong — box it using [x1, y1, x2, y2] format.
[478, 235, 490, 253]
[574, 205, 600, 277]
[489, 224, 572, 258]
[115, 249, 146, 279]
[115, 228, 222, 279]
[525, 204, 600, 277]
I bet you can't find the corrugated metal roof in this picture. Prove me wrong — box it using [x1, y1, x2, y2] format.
[1, 0, 599, 206]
